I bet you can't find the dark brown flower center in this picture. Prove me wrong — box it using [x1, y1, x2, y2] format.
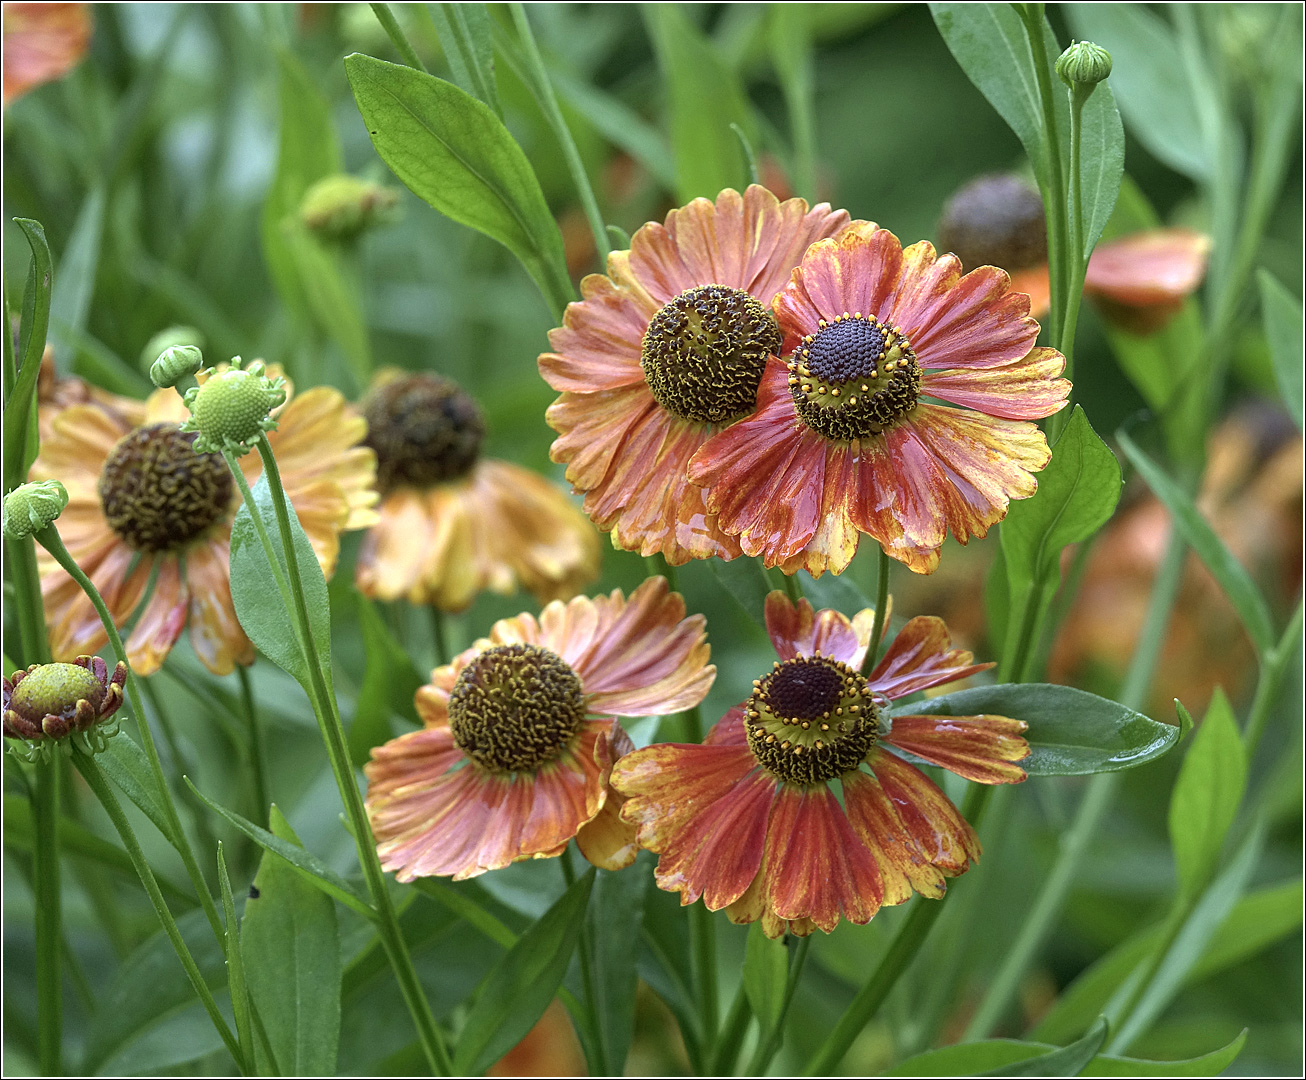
[744, 655, 879, 785]
[8, 663, 104, 724]
[641, 284, 781, 424]
[447, 644, 587, 773]
[99, 423, 232, 553]
[363, 373, 485, 494]
[787, 313, 921, 440]
[937, 173, 1047, 273]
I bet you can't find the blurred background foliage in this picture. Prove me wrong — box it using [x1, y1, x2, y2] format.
[3, 3, 1301, 1076]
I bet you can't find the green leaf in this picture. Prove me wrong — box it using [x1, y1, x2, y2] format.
[1078, 85, 1125, 258]
[345, 53, 571, 317]
[48, 185, 105, 357]
[428, 2, 500, 115]
[228, 471, 333, 692]
[585, 865, 649, 1074]
[708, 557, 773, 627]
[1116, 430, 1275, 654]
[96, 734, 178, 844]
[81, 909, 229, 1075]
[349, 593, 424, 767]
[742, 922, 788, 1035]
[217, 844, 256, 1071]
[644, 4, 755, 202]
[1080, 1030, 1247, 1076]
[1168, 689, 1248, 900]
[890, 1039, 1051, 1076]
[242, 806, 341, 1076]
[1257, 268, 1303, 429]
[1174, 699, 1195, 740]
[984, 1018, 1108, 1076]
[799, 569, 873, 620]
[1065, 5, 1212, 180]
[186, 779, 375, 921]
[895, 684, 1178, 776]
[2, 219, 52, 491]
[453, 867, 595, 1075]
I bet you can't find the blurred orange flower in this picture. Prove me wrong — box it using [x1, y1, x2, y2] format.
[2, 2, 91, 107]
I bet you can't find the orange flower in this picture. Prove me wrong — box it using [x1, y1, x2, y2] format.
[538, 185, 851, 564]
[2, 2, 90, 106]
[353, 370, 601, 610]
[1083, 229, 1211, 334]
[612, 593, 1028, 938]
[689, 224, 1070, 575]
[365, 577, 714, 881]
[31, 373, 378, 676]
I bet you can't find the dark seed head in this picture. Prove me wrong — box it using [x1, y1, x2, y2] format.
[363, 373, 486, 494]
[936, 173, 1047, 274]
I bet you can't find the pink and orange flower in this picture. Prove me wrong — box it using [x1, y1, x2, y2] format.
[688, 223, 1071, 575]
[2, 2, 90, 107]
[365, 576, 714, 882]
[612, 592, 1029, 938]
[538, 185, 851, 565]
[31, 373, 377, 676]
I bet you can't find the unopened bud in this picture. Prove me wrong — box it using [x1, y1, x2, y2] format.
[300, 174, 400, 242]
[1056, 41, 1113, 89]
[3, 480, 69, 539]
[140, 326, 205, 374]
[181, 357, 287, 455]
[151, 344, 205, 389]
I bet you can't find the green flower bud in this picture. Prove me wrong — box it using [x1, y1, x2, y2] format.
[4, 656, 128, 761]
[2, 480, 69, 540]
[140, 326, 205, 374]
[300, 174, 400, 242]
[180, 357, 287, 455]
[1056, 41, 1113, 89]
[151, 344, 205, 389]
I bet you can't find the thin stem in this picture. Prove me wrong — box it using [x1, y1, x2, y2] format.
[251, 437, 453, 1075]
[807, 784, 994, 1074]
[72, 748, 246, 1071]
[429, 606, 450, 668]
[34, 758, 62, 1076]
[35, 526, 226, 947]
[237, 666, 269, 827]
[562, 848, 607, 1075]
[1049, 85, 1091, 444]
[748, 935, 812, 1074]
[1244, 603, 1304, 757]
[862, 546, 891, 675]
[780, 569, 802, 605]
[509, 3, 610, 266]
[5, 535, 49, 667]
[369, 3, 429, 72]
[710, 984, 753, 1076]
[691, 904, 720, 1063]
[964, 527, 1188, 1038]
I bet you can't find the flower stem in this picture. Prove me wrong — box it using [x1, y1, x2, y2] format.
[963, 526, 1188, 1038]
[861, 546, 891, 675]
[369, 3, 429, 73]
[806, 782, 994, 1074]
[509, 3, 611, 267]
[429, 606, 450, 668]
[691, 903, 720, 1065]
[1244, 602, 1303, 758]
[709, 983, 753, 1075]
[34, 754, 62, 1076]
[250, 437, 453, 1075]
[747, 935, 812, 1074]
[72, 746, 246, 1071]
[237, 665, 270, 827]
[35, 526, 227, 948]
[561, 847, 608, 1075]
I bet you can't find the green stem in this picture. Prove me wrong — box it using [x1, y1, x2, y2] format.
[963, 527, 1188, 1038]
[710, 984, 753, 1076]
[509, 3, 610, 266]
[6, 536, 49, 667]
[1244, 603, 1304, 757]
[780, 568, 802, 605]
[251, 437, 452, 1076]
[691, 903, 720, 1064]
[806, 784, 994, 1074]
[369, 3, 429, 72]
[748, 935, 812, 1074]
[861, 546, 891, 675]
[34, 527, 226, 948]
[429, 607, 450, 668]
[561, 848, 607, 1075]
[1049, 85, 1092, 443]
[72, 748, 246, 1071]
[34, 758, 62, 1076]
[237, 666, 269, 827]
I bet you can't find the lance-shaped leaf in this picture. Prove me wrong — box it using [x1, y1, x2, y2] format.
[1258, 268, 1303, 430]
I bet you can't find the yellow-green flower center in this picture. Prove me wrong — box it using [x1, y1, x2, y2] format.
[9, 663, 104, 724]
[641, 284, 781, 424]
[189, 369, 280, 447]
[99, 423, 232, 553]
[363, 374, 485, 495]
[744, 655, 879, 785]
[787, 313, 921, 440]
[447, 644, 586, 773]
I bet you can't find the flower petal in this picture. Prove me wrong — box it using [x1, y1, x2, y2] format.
[540, 273, 652, 394]
[1084, 228, 1211, 306]
[124, 557, 190, 677]
[922, 347, 1070, 420]
[885, 715, 1029, 785]
[763, 591, 877, 669]
[868, 749, 980, 876]
[185, 538, 254, 675]
[841, 768, 947, 905]
[869, 615, 992, 700]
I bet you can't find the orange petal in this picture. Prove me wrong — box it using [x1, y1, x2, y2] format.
[868, 749, 980, 877]
[2, 2, 91, 106]
[124, 557, 189, 676]
[763, 591, 877, 669]
[869, 615, 993, 700]
[841, 768, 947, 906]
[540, 273, 649, 394]
[1084, 228, 1211, 306]
[922, 346, 1070, 420]
[885, 715, 1029, 785]
[185, 539, 254, 675]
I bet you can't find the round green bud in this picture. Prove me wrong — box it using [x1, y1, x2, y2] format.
[2, 480, 69, 540]
[1056, 41, 1113, 88]
[300, 174, 400, 242]
[182, 364, 287, 454]
[151, 344, 205, 389]
[140, 326, 205, 373]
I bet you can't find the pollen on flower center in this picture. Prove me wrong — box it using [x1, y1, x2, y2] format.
[98, 423, 233, 553]
[447, 643, 587, 773]
[641, 284, 781, 424]
[363, 373, 486, 494]
[744, 655, 879, 785]
[787, 313, 921, 440]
